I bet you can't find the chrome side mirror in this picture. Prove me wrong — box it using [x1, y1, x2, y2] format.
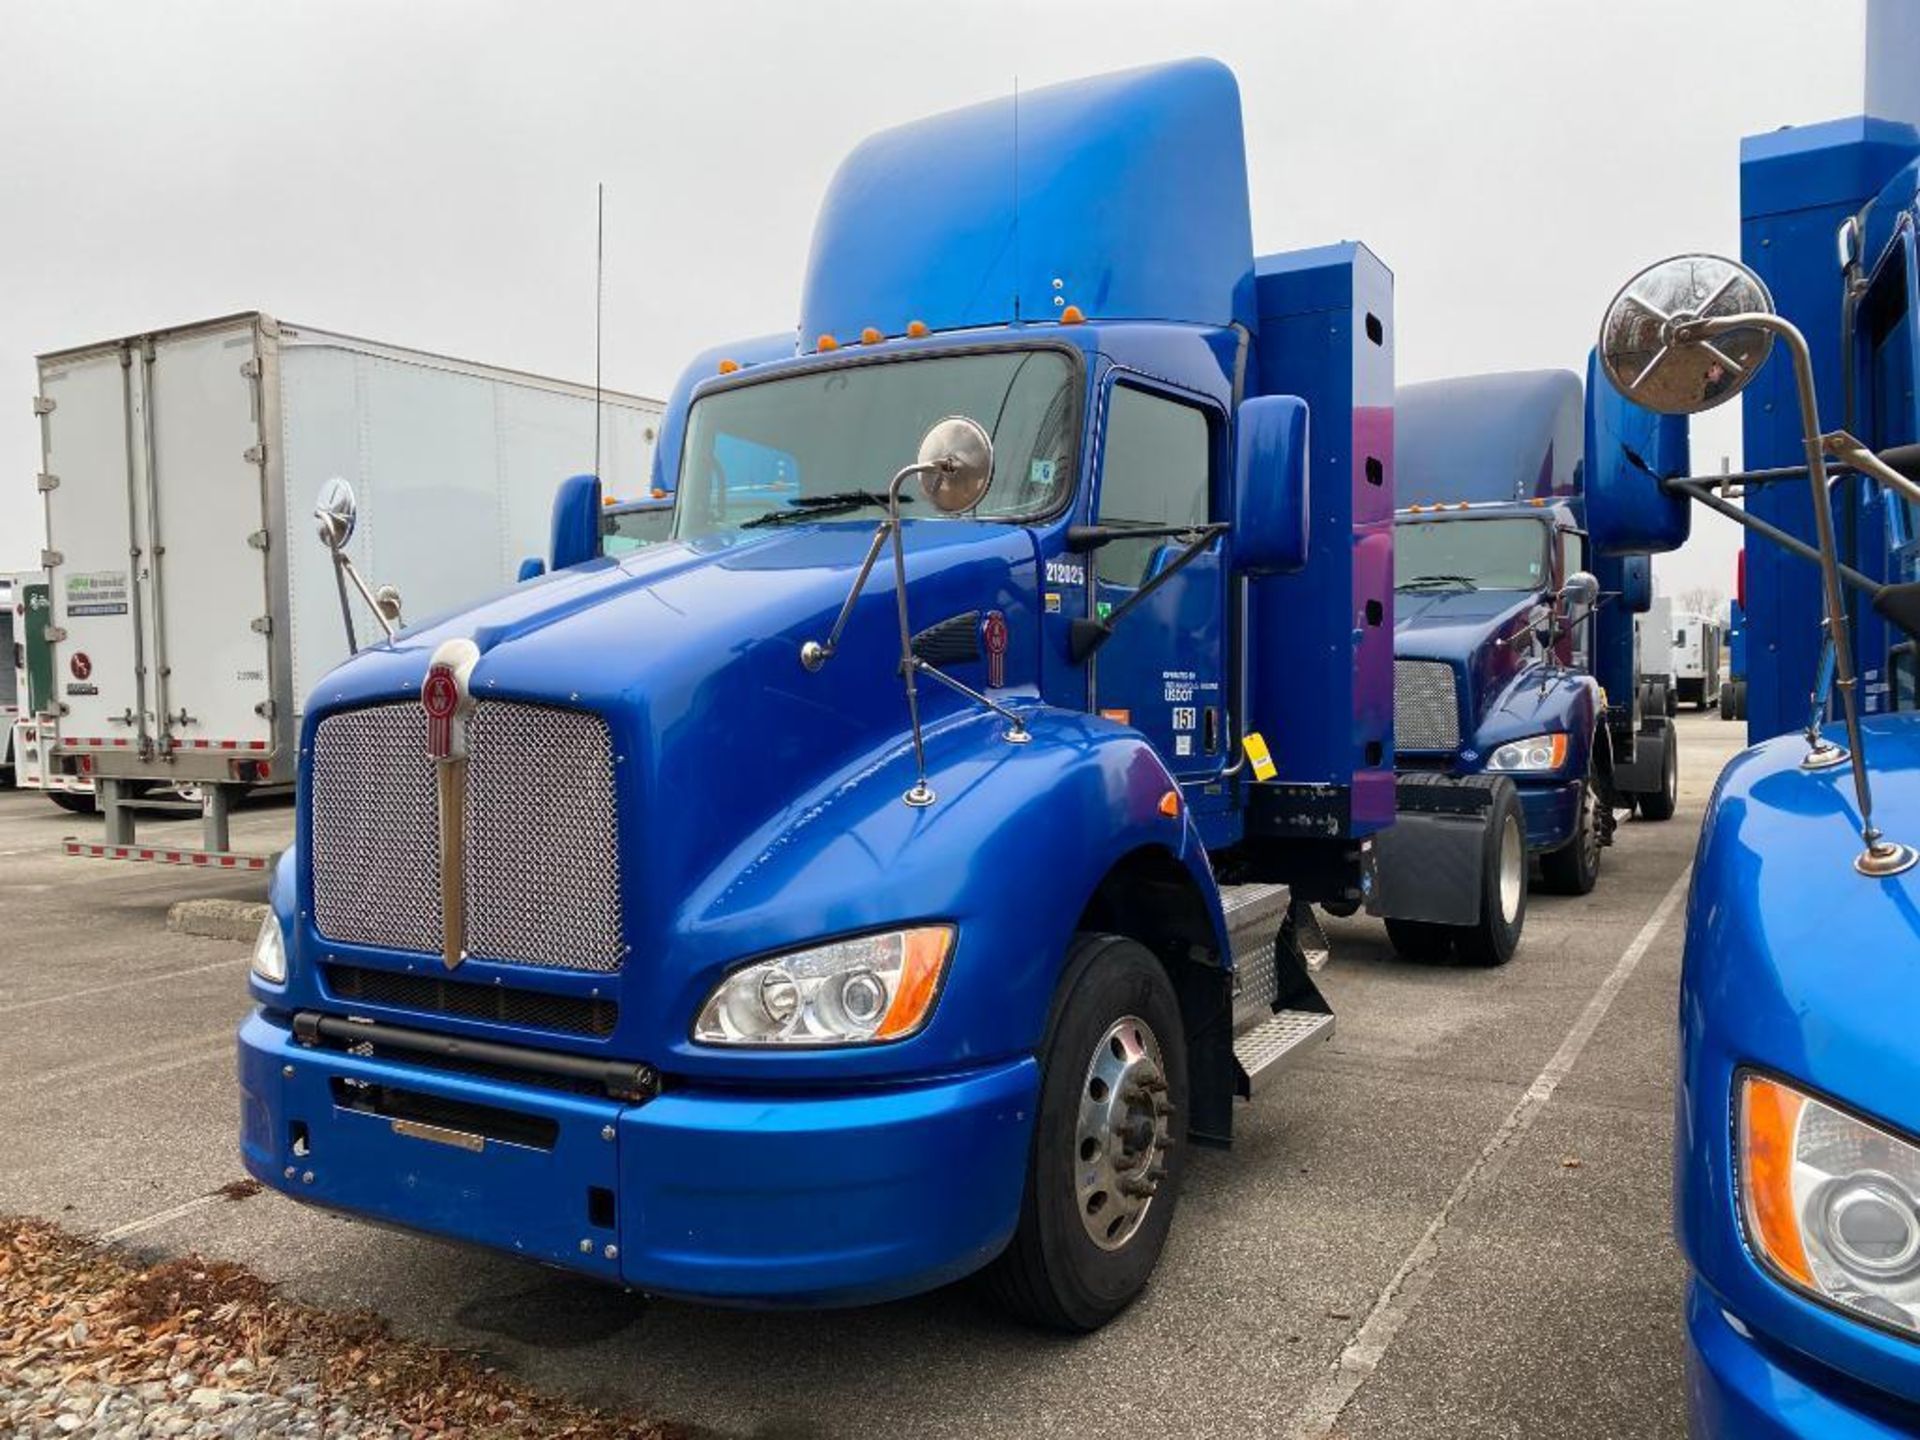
[1598, 255, 1774, 415]
[916, 416, 995, 513]
[314, 476, 358, 551]
[1560, 570, 1600, 616]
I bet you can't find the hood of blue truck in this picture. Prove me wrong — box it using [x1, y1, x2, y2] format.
[1687, 717, 1920, 1112]
[1394, 588, 1542, 746]
[294, 520, 1041, 1038]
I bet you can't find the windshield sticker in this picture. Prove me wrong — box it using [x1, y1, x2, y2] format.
[1030, 459, 1056, 488]
[66, 571, 128, 617]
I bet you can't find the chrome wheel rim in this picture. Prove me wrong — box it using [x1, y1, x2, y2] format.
[1498, 812, 1525, 923]
[1579, 786, 1601, 873]
[1074, 1014, 1173, 1251]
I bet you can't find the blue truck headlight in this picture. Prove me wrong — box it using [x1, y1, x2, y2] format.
[1738, 1072, 1920, 1337]
[1486, 734, 1568, 773]
[250, 912, 288, 984]
[693, 927, 954, 1046]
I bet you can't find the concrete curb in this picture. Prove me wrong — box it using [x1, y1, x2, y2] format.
[167, 899, 270, 944]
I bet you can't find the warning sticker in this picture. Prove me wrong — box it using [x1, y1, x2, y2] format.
[66, 571, 129, 617]
[1243, 731, 1278, 782]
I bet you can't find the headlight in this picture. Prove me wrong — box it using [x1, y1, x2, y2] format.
[693, 926, 953, 1047]
[250, 912, 288, 984]
[1738, 1072, 1920, 1336]
[1487, 733, 1568, 772]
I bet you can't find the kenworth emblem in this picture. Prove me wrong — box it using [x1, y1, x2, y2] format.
[422, 637, 480, 968]
[981, 610, 1008, 689]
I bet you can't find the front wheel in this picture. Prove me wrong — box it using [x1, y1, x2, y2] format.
[47, 790, 97, 815]
[1539, 780, 1603, 895]
[1455, 783, 1527, 966]
[986, 933, 1188, 1331]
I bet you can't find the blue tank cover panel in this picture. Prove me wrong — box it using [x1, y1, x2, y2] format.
[799, 59, 1257, 343]
[1395, 369, 1583, 509]
[1243, 243, 1396, 832]
[1740, 115, 1920, 744]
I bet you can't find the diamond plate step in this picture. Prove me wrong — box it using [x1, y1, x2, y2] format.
[1234, 1009, 1334, 1096]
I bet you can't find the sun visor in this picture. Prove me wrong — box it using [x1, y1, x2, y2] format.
[799, 59, 1256, 342]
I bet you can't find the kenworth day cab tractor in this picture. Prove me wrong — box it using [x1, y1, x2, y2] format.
[1591, 122, 1920, 1432]
[235, 61, 1660, 1328]
[1387, 370, 1682, 932]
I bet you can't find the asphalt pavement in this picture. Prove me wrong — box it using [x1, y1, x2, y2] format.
[0, 712, 1746, 1438]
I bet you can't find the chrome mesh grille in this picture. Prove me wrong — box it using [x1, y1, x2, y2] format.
[1394, 660, 1461, 752]
[311, 702, 624, 972]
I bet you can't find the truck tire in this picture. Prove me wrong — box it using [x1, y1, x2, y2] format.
[1635, 733, 1679, 822]
[1719, 683, 1735, 720]
[986, 932, 1188, 1331]
[1384, 918, 1454, 963]
[1452, 785, 1527, 966]
[1539, 780, 1603, 896]
[47, 791, 97, 815]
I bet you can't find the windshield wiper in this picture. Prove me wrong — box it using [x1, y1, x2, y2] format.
[1396, 573, 1480, 591]
[739, 491, 912, 528]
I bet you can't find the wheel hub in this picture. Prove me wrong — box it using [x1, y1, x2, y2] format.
[1498, 812, 1525, 923]
[1074, 1015, 1174, 1251]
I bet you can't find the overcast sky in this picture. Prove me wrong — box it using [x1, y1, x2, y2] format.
[0, 0, 1875, 601]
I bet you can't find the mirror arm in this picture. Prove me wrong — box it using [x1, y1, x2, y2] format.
[1823, 431, 1920, 509]
[1664, 477, 1881, 599]
[1069, 524, 1229, 664]
[1066, 521, 1223, 554]
[331, 549, 397, 643]
[329, 552, 359, 657]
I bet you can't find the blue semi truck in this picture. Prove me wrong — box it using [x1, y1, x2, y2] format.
[1385, 370, 1680, 944]
[1590, 110, 1920, 1435]
[232, 60, 1639, 1328]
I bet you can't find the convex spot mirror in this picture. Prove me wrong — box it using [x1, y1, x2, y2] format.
[1560, 570, 1600, 617]
[916, 416, 994, 513]
[314, 476, 358, 551]
[1599, 254, 1774, 416]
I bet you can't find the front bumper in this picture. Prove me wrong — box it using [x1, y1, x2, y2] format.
[1686, 1281, 1919, 1438]
[238, 1009, 1039, 1306]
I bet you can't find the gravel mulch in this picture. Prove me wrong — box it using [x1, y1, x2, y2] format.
[0, 1215, 686, 1439]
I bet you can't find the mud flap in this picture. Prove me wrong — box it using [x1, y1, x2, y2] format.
[1614, 716, 1671, 797]
[1368, 773, 1502, 926]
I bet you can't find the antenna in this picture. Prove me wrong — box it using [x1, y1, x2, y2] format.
[1011, 76, 1020, 322]
[593, 181, 605, 482]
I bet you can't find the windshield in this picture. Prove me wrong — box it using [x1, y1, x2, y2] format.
[1395, 517, 1550, 592]
[673, 349, 1078, 539]
[602, 503, 675, 556]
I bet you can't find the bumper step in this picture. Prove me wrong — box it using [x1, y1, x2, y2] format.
[1233, 1009, 1335, 1096]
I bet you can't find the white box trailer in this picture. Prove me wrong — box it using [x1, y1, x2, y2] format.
[1634, 596, 1677, 715]
[33, 312, 663, 859]
[1671, 610, 1725, 711]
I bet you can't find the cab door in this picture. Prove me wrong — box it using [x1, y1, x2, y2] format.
[1086, 380, 1227, 782]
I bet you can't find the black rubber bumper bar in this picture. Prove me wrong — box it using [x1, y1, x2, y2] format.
[292, 1011, 658, 1101]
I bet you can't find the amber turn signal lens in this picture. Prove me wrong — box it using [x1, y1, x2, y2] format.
[817, 334, 839, 352]
[875, 927, 952, 1039]
[860, 326, 883, 345]
[1059, 304, 1085, 325]
[1739, 1073, 1814, 1288]
[906, 319, 929, 338]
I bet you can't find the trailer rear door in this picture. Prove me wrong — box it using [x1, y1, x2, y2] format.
[38, 347, 143, 756]
[142, 319, 276, 757]
[38, 316, 277, 770]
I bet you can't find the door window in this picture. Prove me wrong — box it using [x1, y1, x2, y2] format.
[1095, 388, 1210, 589]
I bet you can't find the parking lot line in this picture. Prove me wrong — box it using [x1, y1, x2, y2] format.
[95, 1187, 246, 1245]
[1283, 864, 1694, 1439]
[23, 1032, 236, 1091]
[0, 957, 245, 1015]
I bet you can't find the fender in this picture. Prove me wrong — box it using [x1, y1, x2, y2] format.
[1468, 667, 1602, 776]
[654, 705, 1230, 1085]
